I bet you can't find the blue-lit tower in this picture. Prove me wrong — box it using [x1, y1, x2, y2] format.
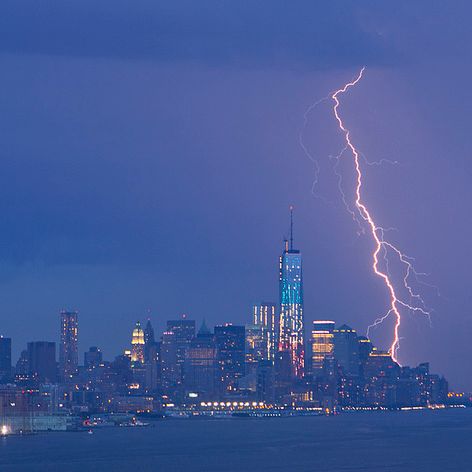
[278, 207, 304, 378]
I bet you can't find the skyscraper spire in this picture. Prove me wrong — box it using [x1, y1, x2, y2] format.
[289, 205, 294, 251]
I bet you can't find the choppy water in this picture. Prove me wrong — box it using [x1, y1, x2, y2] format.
[0, 408, 471, 471]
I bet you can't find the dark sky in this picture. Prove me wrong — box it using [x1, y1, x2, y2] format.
[0, 1, 471, 389]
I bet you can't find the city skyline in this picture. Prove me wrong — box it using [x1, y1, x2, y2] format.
[0, 2, 470, 394]
[0, 3, 470, 471]
[0, 211, 453, 394]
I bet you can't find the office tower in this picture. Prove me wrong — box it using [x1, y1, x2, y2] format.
[363, 349, 400, 406]
[84, 346, 103, 369]
[244, 324, 265, 391]
[59, 310, 78, 379]
[279, 207, 304, 378]
[364, 348, 399, 377]
[0, 337, 12, 382]
[358, 336, 373, 363]
[160, 331, 179, 390]
[252, 302, 277, 361]
[311, 320, 335, 373]
[27, 341, 57, 383]
[167, 317, 196, 340]
[245, 324, 266, 365]
[214, 324, 245, 396]
[166, 317, 196, 383]
[357, 336, 373, 378]
[110, 354, 133, 391]
[141, 319, 159, 390]
[183, 321, 217, 400]
[144, 319, 156, 362]
[273, 350, 292, 402]
[144, 341, 160, 391]
[414, 362, 432, 406]
[427, 373, 448, 405]
[15, 350, 29, 383]
[130, 321, 145, 365]
[144, 318, 155, 345]
[333, 324, 360, 377]
[256, 360, 275, 403]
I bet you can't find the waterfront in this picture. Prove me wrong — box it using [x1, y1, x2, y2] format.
[1, 409, 471, 471]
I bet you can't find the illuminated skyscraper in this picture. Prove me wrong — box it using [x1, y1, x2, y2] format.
[311, 320, 335, 373]
[130, 321, 145, 364]
[278, 208, 304, 378]
[252, 302, 277, 361]
[59, 310, 78, 379]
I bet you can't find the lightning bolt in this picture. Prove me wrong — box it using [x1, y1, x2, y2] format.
[301, 98, 365, 231]
[330, 145, 365, 235]
[331, 67, 432, 364]
[299, 95, 332, 206]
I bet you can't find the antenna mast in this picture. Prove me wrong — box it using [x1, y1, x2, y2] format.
[289, 205, 294, 251]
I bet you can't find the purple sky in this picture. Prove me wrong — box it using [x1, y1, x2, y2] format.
[0, 1, 471, 389]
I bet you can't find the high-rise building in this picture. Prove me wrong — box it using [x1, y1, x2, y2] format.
[358, 335, 373, 378]
[15, 350, 29, 383]
[274, 350, 292, 401]
[279, 208, 304, 378]
[27, 341, 57, 383]
[358, 336, 373, 364]
[363, 349, 400, 406]
[144, 319, 156, 362]
[130, 321, 145, 365]
[110, 354, 132, 392]
[166, 318, 195, 343]
[243, 324, 265, 391]
[245, 324, 266, 365]
[333, 324, 359, 377]
[144, 318, 155, 345]
[136, 318, 159, 390]
[0, 337, 12, 382]
[144, 341, 160, 391]
[59, 310, 78, 380]
[166, 317, 196, 383]
[311, 320, 335, 373]
[183, 321, 217, 400]
[160, 331, 179, 391]
[256, 360, 275, 403]
[252, 302, 277, 361]
[84, 346, 103, 369]
[214, 324, 245, 396]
